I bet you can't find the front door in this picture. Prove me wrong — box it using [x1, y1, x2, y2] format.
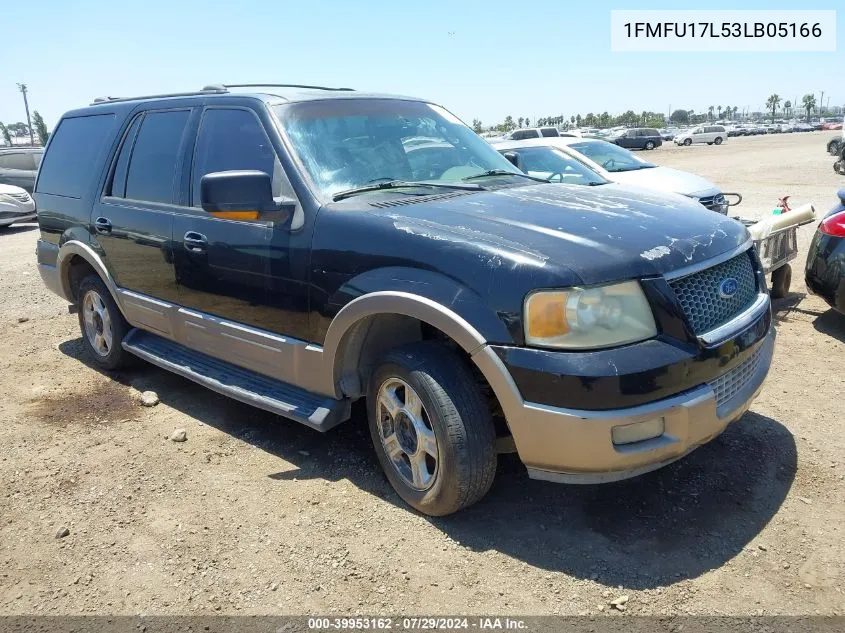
[93, 108, 192, 336]
[172, 106, 307, 335]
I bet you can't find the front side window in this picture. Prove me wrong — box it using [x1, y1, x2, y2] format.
[124, 110, 190, 204]
[274, 99, 521, 200]
[191, 108, 290, 206]
[507, 147, 607, 186]
[568, 140, 655, 173]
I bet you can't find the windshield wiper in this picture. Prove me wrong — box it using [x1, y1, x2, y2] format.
[462, 169, 550, 183]
[332, 180, 484, 202]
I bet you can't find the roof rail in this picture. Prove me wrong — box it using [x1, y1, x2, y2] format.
[220, 83, 354, 92]
[89, 86, 228, 106]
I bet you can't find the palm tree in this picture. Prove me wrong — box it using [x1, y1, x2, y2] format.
[732, 106, 739, 120]
[717, 106, 722, 120]
[724, 105, 732, 121]
[708, 106, 714, 121]
[765, 94, 781, 123]
[783, 100, 792, 118]
[517, 117, 524, 128]
[802, 94, 816, 121]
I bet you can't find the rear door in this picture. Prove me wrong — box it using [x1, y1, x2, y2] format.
[93, 108, 191, 334]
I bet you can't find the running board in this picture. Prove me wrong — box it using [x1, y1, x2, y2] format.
[122, 329, 350, 432]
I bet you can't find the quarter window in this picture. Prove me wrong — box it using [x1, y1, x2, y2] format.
[124, 110, 190, 204]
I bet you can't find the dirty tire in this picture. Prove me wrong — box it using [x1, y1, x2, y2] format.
[714, 137, 723, 145]
[645, 141, 655, 150]
[770, 264, 792, 300]
[367, 342, 497, 516]
[77, 274, 132, 370]
[684, 138, 692, 146]
[828, 139, 842, 156]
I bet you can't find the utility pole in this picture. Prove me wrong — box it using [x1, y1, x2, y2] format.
[820, 91, 825, 117]
[17, 83, 35, 146]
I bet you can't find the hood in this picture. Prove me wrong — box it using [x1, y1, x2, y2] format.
[364, 183, 748, 286]
[0, 183, 28, 195]
[609, 166, 720, 198]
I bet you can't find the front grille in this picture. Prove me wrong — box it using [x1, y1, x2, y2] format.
[697, 193, 727, 214]
[709, 346, 763, 410]
[668, 251, 757, 335]
[5, 191, 31, 203]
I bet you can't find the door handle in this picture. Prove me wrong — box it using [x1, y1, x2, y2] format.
[183, 231, 208, 253]
[94, 217, 112, 234]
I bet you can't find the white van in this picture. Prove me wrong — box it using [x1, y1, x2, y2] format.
[674, 125, 727, 146]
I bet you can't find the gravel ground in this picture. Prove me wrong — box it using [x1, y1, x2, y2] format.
[1, 131, 843, 617]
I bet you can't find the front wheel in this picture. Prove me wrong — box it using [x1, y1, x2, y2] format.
[644, 141, 655, 150]
[367, 342, 497, 516]
[828, 140, 842, 156]
[683, 138, 692, 146]
[77, 274, 132, 370]
[714, 137, 723, 145]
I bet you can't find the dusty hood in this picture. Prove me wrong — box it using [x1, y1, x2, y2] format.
[0, 183, 29, 195]
[371, 183, 749, 286]
[609, 166, 720, 198]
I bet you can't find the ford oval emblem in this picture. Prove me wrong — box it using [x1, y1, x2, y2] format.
[719, 277, 739, 299]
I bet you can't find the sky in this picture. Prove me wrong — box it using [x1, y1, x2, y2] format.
[2, 0, 842, 131]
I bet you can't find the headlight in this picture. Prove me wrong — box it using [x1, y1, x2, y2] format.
[524, 281, 657, 349]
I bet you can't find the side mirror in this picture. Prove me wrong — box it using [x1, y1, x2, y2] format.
[502, 152, 520, 168]
[200, 170, 293, 223]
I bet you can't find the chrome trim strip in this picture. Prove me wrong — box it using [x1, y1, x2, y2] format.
[663, 238, 753, 281]
[698, 292, 770, 346]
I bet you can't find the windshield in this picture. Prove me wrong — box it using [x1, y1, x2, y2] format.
[568, 140, 656, 173]
[505, 147, 607, 186]
[274, 100, 523, 200]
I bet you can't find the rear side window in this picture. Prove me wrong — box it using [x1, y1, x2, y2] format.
[124, 110, 190, 204]
[511, 129, 539, 140]
[36, 114, 115, 198]
[191, 108, 287, 206]
[107, 115, 143, 198]
[539, 128, 559, 137]
[0, 153, 36, 170]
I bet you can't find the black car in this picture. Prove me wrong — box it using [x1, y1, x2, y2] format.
[806, 188, 845, 314]
[0, 147, 43, 193]
[34, 84, 774, 515]
[612, 127, 663, 150]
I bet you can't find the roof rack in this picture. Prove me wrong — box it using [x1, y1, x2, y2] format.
[217, 83, 354, 92]
[90, 86, 228, 106]
[89, 83, 353, 106]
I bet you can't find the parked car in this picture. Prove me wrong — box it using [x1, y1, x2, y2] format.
[493, 137, 731, 213]
[0, 147, 43, 193]
[36, 84, 774, 515]
[827, 131, 843, 156]
[674, 125, 727, 146]
[502, 127, 565, 140]
[659, 128, 680, 141]
[610, 127, 663, 150]
[0, 183, 36, 228]
[493, 144, 609, 186]
[805, 188, 845, 314]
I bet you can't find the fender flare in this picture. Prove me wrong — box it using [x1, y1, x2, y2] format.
[56, 240, 128, 318]
[319, 291, 524, 420]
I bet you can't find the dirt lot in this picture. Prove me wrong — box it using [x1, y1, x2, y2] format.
[1, 131, 844, 617]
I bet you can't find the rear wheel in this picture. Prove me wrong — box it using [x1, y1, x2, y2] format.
[367, 342, 497, 516]
[683, 138, 692, 146]
[770, 264, 792, 299]
[714, 137, 723, 145]
[644, 140, 655, 150]
[77, 274, 132, 370]
[828, 139, 842, 156]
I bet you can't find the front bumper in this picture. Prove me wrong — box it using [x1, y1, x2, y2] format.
[0, 200, 36, 226]
[478, 286, 775, 483]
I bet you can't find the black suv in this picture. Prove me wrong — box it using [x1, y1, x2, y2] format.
[35, 84, 774, 515]
[613, 128, 663, 150]
[0, 147, 43, 192]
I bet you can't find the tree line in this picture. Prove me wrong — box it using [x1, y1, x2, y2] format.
[472, 93, 831, 133]
[0, 112, 48, 146]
